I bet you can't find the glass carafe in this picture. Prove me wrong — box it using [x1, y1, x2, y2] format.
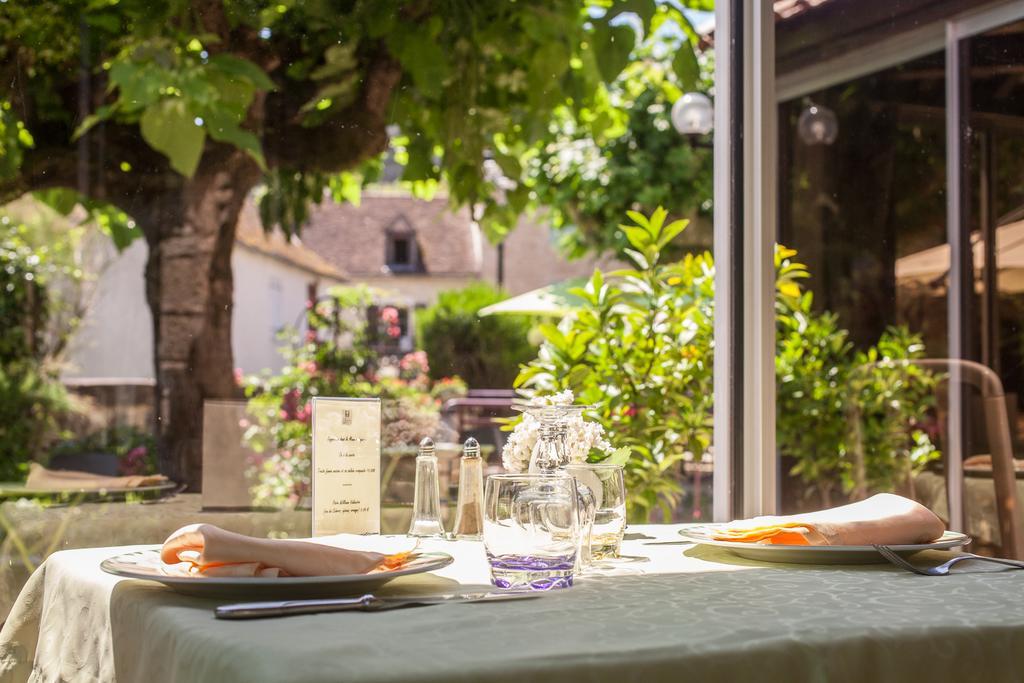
[514, 404, 596, 570]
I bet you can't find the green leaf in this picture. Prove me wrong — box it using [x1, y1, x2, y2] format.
[605, 446, 632, 467]
[672, 43, 700, 91]
[620, 224, 651, 250]
[299, 72, 361, 116]
[139, 99, 205, 177]
[625, 210, 650, 229]
[606, 0, 657, 34]
[402, 136, 436, 182]
[208, 54, 276, 92]
[108, 60, 163, 111]
[73, 104, 117, 140]
[592, 23, 635, 84]
[34, 188, 78, 215]
[204, 111, 266, 170]
[92, 204, 139, 250]
[623, 248, 649, 269]
[656, 218, 689, 248]
[328, 172, 362, 206]
[388, 26, 450, 98]
[310, 43, 359, 81]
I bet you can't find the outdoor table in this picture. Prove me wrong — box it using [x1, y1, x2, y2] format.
[2, 524, 1024, 682]
[0, 494, 425, 624]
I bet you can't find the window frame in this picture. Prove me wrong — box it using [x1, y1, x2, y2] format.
[717, 0, 1024, 524]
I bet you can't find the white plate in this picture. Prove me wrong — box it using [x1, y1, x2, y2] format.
[678, 526, 970, 564]
[101, 548, 455, 598]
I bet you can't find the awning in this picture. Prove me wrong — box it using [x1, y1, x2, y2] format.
[895, 218, 1024, 293]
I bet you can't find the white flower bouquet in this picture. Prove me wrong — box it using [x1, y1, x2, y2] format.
[501, 390, 626, 473]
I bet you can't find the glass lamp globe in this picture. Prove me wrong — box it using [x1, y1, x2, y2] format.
[797, 104, 839, 145]
[671, 92, 713, 136]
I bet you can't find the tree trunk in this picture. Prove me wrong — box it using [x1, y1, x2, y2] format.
[140, 147, 261, 491]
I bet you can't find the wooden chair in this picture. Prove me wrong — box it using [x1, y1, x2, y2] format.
[847, 358, 1024, 559]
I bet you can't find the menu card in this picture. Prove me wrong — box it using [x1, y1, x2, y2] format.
[311, 397, 381, 536]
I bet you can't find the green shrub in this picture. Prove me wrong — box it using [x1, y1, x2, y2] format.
[0, 219, 72, 480]
[416, 283, 535, 389]
[517, 208, 938, 520]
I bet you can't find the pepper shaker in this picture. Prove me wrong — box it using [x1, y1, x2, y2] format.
[452, 437, 485, 540]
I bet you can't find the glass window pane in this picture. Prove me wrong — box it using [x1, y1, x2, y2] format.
[777, 51, 950, 513]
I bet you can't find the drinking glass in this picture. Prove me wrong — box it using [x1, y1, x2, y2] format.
[564, 463, 626, 560]
[483, 474, 578, 591]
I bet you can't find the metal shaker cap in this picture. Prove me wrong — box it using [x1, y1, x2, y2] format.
[418, 437, 435, 456]
[463, 437, 480, 458]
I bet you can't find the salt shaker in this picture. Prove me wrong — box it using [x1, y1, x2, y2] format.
[407, 437, 446, 538]
[452, 437, 485, 540]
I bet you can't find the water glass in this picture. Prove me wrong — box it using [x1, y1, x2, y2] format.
[483, 474, 578, 591]
[564, 464, 626, 559]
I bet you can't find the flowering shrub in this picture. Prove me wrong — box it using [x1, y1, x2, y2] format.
[242, 286, 465, 508]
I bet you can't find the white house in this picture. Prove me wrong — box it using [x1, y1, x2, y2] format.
[64, 201, 346, 380]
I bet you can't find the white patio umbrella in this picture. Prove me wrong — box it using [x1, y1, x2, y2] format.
[895, 218, 1024, 293]
[478, 279, 585, 317]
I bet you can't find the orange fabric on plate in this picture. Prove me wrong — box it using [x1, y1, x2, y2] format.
[712, 493, 946, 546]
[713, 523, 814, 546]
[26, 463, 169, 490]
[160, 524, 414, 577]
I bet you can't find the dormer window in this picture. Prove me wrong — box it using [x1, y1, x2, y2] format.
[390, 235, 412, 267]
[385, 215, 423, 273]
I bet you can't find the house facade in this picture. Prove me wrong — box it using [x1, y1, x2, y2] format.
[300, 189, 626, 352]
[64, 201, 346, 380]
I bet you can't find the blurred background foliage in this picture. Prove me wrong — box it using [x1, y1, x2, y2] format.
[416, 283, 536, 389]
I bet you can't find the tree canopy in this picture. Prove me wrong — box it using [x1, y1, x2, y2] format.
[1, 0, 709, 238]
[0, 0, 709, 486]
[528, 39, 714, 258]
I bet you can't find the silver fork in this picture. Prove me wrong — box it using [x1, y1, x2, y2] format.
[873, 545, 1024, 576]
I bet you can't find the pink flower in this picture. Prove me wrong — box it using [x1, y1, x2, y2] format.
[380, 306, 400, 324]
[233, 368, 244, 386]
[120, 446, 149, 476]
[387, 325, 401, 338]
[305, 329, 318, 344]
[300, 360, 318, 375]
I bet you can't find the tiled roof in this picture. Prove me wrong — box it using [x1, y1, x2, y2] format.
[235, 201, 348, 281]
[299, 191, 481, 277]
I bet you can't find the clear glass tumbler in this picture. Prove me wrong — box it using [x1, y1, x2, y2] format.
[483, 473, 578, 591]
[564, 463, 626, 559]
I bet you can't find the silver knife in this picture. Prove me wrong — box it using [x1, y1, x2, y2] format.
[215, 591, 539, 620]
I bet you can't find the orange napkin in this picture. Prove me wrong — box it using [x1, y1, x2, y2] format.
[26, 463, 169, 490]
[161, 524, 416, 577]
[712, 493, 945, 546]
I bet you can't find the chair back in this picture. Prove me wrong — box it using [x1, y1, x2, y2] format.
[846, 358, 1023, 559]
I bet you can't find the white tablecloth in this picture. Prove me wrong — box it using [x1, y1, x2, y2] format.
[3, 525, 1024, 682]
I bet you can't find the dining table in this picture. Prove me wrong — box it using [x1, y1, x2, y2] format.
[2, 524, 1024, 683]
